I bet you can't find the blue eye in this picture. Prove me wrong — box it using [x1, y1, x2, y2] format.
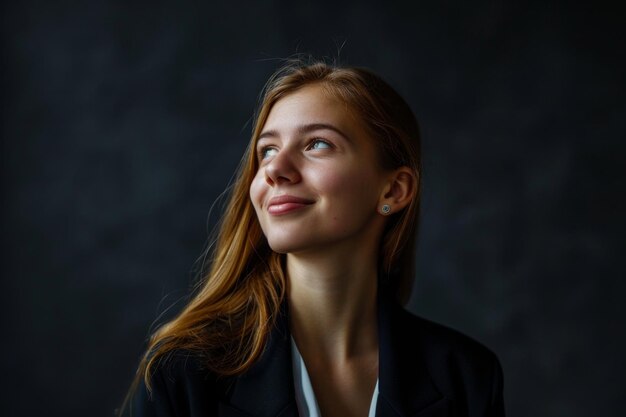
[308, 139, 331, 150]
[259, 146, 277, 159]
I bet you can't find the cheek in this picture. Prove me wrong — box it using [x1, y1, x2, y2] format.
[315, 165, 380, 208]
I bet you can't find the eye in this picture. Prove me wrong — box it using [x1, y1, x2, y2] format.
[258, 146, 278, 160]
[307, 138, 332, 150]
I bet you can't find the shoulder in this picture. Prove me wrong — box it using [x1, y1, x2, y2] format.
[396, 306, 505, 413]
[124, 350, 224, 417]
[403, 307, 499, 367]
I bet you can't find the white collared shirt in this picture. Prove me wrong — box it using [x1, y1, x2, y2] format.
[291, 336, 379, 417]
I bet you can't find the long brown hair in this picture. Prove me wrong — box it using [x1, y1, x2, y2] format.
[120, 55, 421, 412]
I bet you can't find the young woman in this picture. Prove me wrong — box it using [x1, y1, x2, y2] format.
[120, 58, 505, 417]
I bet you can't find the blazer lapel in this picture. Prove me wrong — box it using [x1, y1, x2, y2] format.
[376, 288, 451, 417]
[219, 301, 299, 417]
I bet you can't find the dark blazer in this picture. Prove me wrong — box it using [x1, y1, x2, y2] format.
[127, 288, 505, 417]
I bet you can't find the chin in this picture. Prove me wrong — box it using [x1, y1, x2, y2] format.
[265, 235, 314, 255]
[266, 240, 299, 254]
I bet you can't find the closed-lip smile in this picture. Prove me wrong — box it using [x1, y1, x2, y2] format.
[267, 195, 314, 215]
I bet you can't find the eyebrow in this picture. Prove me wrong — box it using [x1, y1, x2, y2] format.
[257, 123, 352, 143]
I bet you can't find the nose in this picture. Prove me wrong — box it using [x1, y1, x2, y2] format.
[264, 148, 302, 186]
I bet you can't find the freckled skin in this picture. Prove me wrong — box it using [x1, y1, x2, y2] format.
[249, 85, 388, 255]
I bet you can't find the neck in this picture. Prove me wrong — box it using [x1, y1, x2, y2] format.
[286, 244, 379, 362]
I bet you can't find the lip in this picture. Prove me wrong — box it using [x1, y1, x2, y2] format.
[267, 195, 314, 215]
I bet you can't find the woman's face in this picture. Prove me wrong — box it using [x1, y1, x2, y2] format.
[249, 84, 389, 255]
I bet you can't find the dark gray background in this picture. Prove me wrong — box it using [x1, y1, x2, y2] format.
[2, 1, 624, 416]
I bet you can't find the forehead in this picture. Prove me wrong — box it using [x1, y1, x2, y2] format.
[261, 84, 364, 138]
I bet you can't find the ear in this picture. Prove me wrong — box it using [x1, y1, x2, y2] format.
[378, 166, 417, 215]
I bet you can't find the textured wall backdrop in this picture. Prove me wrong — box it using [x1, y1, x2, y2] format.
[2, 1, 624, 416]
